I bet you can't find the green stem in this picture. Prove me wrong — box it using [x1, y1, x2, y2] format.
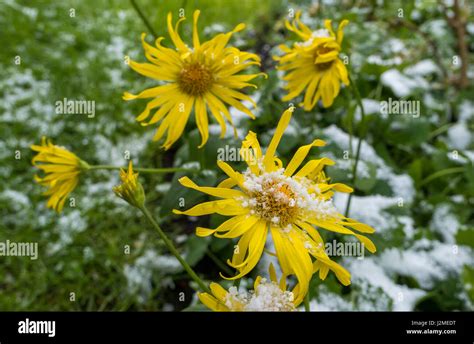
[206, 250, 233, 276]
[420, 167, 465, 187]
[304, 293, 310, 312]
[88, 165, 197, 174]
[344, 74, 367, 218]
[139, 206, 211, 294]
[428, 123, 453, 140]
[129, 0, 158, 39]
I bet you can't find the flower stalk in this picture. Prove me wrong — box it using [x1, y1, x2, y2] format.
[344, 73, 368, 218]
[304, 293, 311, 312]
[89, 164, 198, 174]
[139, 205, 211, 294]
[113, 161, 210, 294]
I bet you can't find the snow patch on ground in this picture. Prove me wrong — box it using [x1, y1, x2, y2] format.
[348, 258, 426, 311]
[48, 210, 88, 254]
[430, 203, 460, 243]
[323, 125, 415, 202]
[381, 69, 428, 98]
[123, 249, 182, 303]
[379, 240, 472, 289]
[93, 133, 152, 165]
[404, 59, 439, 76]
[447, 123, 471, 150]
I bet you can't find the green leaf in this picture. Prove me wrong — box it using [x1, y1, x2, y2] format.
[456, 228, 474, 248]
[384, 117, 431, 147]
[159, 168, 216, 217]
[408, 159, 423, 186]
[354, 161, 378, 192]
[462, 266, 474, 303]
[185, 236, 210, 267]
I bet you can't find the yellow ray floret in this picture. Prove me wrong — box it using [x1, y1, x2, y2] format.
[31, 137, 87, 212]
[275, 11, 349, 109]
[124, 10, 265, 149]
[174, 108, 376, 304]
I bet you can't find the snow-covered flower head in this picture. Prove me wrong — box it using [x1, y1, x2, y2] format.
[199, 264, 300, 311]
[174, 108, 376, 304]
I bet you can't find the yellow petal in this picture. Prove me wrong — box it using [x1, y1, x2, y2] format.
[217, 160, 245, 189]
[337, 19, 349, 45]
[173, 199, 246, 216]
[285, 139, 326, 176]
[178, 176, 244, 199]
[209, 282, 227, 302]
[195, 97, 209, 148]
[198, 292, 228, 311]
[192, 10, 201, 49]
[214, 215, 259, 239]
[262, 109, 293, 171]
[196, 227, 217, 237]
[167, 12, 188, 52]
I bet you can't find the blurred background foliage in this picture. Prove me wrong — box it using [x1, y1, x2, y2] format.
[0, 0, 473, 311]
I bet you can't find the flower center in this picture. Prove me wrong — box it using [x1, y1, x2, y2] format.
[178, 62, 213, 96]
[251, 181, 299, 227]
[314, 46, 335, 71]
[315, 61, 333, 71]
[242, 168, 339, 228]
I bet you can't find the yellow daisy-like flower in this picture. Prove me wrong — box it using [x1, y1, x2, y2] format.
[199, 264, 301, 311]
[113, 161, 145, 209]
[275, 12, 349, 109]
[31, 137, 88, 212]
[124, 10, 264, 149]
[173, 108, 376, 303]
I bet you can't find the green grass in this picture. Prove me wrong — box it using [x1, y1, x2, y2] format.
[1, 0, 473, 311]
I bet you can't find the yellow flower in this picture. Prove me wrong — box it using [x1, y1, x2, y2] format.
[113, 161, 145, 208]
[275, 12, 349, 109]
[199, 264, 301, 311]
[174, 108, 376, 303]
[31, 137, 88, 212]
[124, 10, 264, 149]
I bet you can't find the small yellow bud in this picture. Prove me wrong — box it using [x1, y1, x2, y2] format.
[113, 161, 145, 208]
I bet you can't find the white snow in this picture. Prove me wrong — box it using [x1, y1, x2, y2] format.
[430, 204, 460, 244]
[323, 125, 415, 202]
[48, 210, 88, 254]
[124, 249, 182, 303]
[1, 190, 30, 208]
[378, 241, 473, 289]
[381, 69, 428, 98]
[423, 19, 447, 39]
[459, 101, 474, 122]
[386, 38, 405, 54]
[347, 258, 426, 311]
[225, 279, 296, 311]
[310, 283, 392, 311]
[241, 166, 339, 226]
[367, 55, 402, 66]
[354, 98, 382, 120]
[447, 123, 471, 150]
[404, 60, 439, 76]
